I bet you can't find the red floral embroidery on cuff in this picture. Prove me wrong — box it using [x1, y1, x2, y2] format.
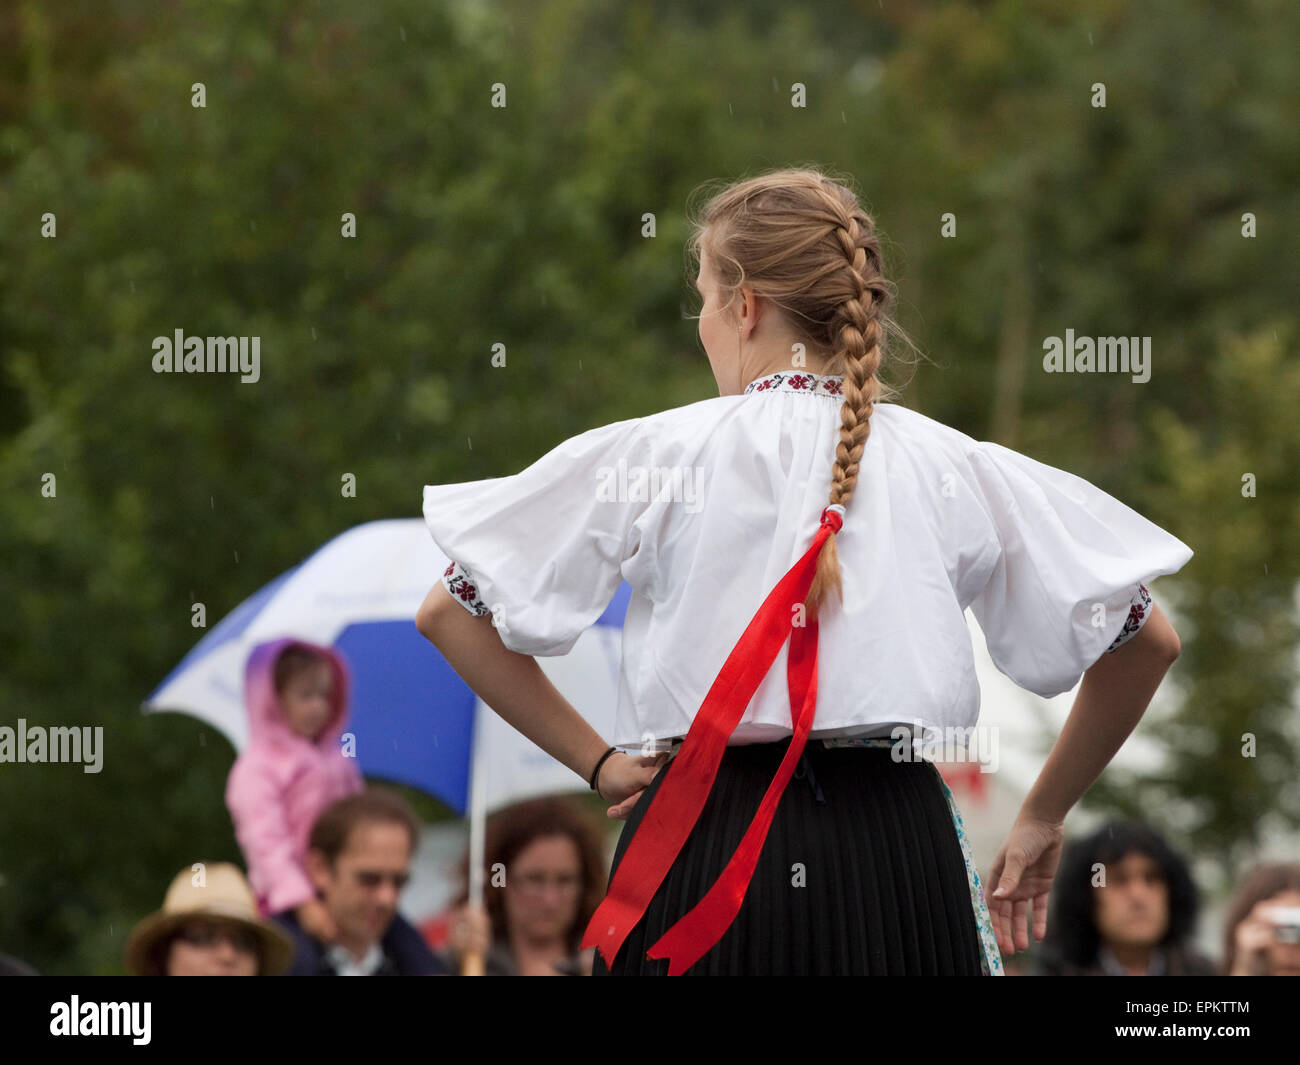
[442, 561, 490, 616]
[1106, 583, 1151, 653]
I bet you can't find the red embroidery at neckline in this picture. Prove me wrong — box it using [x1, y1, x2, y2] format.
[744, 372, 844, 397]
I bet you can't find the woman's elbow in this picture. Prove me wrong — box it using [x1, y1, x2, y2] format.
[415, 584, 451, 640]
[1136, 604, 1182, 663]
[1162, 627, 1182, 661]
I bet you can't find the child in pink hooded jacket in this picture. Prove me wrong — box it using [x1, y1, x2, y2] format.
[225, 637, 364, 940]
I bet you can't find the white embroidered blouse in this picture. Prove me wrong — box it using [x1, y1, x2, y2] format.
[422, 371, 1192, 748]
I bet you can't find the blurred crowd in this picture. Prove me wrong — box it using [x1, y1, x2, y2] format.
[0, 638, 1295, 977]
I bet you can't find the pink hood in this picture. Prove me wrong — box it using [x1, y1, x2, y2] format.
[242, 636, 353, 751]
[225, 637, 365, 916]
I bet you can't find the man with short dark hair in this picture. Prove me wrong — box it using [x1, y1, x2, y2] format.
[273, 788, 447, 975]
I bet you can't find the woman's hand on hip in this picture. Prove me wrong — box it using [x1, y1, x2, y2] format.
[987, 814, 1065, 957]
[597, 752, 669, 820]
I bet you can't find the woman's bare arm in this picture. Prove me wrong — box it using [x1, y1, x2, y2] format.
[414, 582, 612, 785]
[987, 602, 1183, 952]
[1020, 601, 1183, 824]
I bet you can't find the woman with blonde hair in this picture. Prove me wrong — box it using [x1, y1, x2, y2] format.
[417, 166, 1192, 975]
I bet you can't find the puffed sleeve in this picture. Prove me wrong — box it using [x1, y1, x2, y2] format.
[966, 441, 1193, 697]
[422, 417, 649, 657]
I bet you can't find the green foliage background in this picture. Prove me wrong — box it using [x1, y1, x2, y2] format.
[1, 0, 1296, 973]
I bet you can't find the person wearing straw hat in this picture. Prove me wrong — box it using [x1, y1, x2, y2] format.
[124, 862, 294, 976]
[417, 166, 1193, 975]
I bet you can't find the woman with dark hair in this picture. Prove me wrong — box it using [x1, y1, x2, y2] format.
[1221, 863, 1300, 976]
[1034, 820, 1217, 975]
[439, 797, 606, 975]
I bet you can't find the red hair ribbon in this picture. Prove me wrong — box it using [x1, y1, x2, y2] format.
[581, 504, 844, 974]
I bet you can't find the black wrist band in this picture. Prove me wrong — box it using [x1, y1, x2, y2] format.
[589, 746, 619, 793]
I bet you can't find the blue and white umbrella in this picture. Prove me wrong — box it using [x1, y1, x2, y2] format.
[142, 517, 632, 816]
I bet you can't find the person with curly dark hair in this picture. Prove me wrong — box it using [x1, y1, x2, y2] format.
[1032, 820, 1217, 975]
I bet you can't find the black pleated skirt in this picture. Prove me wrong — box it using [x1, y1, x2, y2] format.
[592, 737, 985, 976]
